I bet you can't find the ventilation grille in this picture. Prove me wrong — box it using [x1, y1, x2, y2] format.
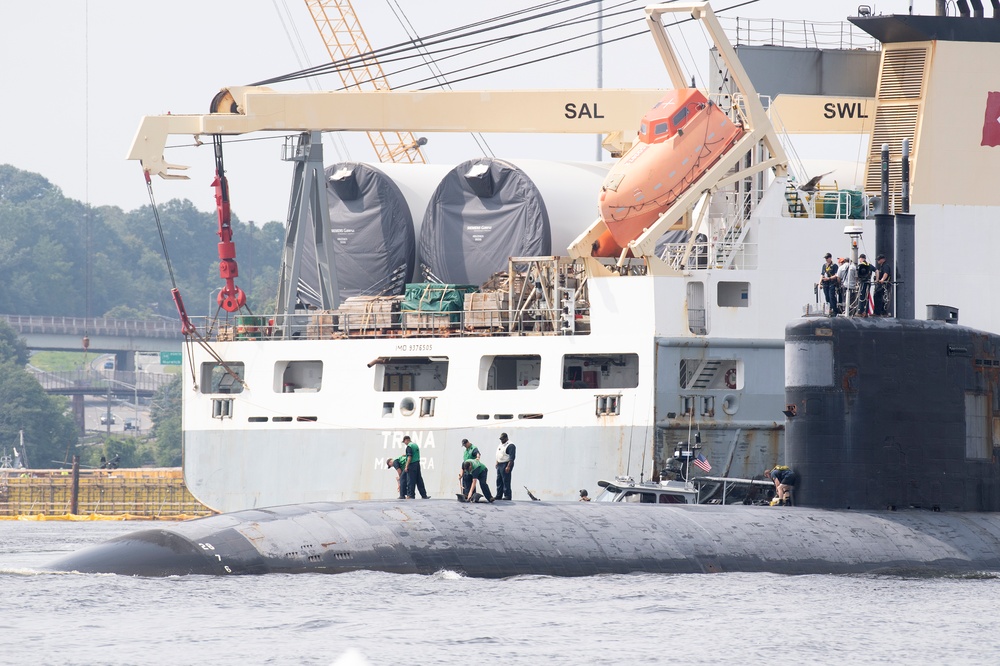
[864, 104, 920, 193]
[863, 45, 928, 198]
[877, 48, 927, 99]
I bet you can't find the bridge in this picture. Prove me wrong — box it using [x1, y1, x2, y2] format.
[28, 368, 177, 436]
[32, 369, 175, 398]
[2, 315, 183, 370]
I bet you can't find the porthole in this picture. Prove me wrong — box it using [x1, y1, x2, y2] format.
[400, 397, 416, 416]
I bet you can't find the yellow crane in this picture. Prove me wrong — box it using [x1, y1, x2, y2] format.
[303, 0, 426, 163]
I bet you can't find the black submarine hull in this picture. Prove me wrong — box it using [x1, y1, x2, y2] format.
[46, 500, 1000, 577]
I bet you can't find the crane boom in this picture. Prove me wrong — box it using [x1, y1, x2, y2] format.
[303, 0, 427, 163]
[128, 87, 667, 179]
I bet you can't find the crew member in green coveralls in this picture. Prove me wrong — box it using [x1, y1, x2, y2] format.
[385, 454, 409, 499]
[459, 438, 480, 486]
[461, 438, 480, 461]
[461, 459, 495, 503]
[403, 435, 430, 499]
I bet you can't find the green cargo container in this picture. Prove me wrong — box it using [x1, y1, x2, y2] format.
[401, 284, 478, 323]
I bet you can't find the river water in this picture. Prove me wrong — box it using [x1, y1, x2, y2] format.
[3, 520, 1000, 665]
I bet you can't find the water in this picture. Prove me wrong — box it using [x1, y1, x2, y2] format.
[4, 520, 1000, 665]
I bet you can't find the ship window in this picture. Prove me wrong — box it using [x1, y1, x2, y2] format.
[275, 360, 323, 393]
[687, 282, 707, 335]
[371, 356, 448, 392]
[562, 354, 639, 389]
[653, 121, 669, 136]
[200, 362, 245, 394]
[718, 281, 749, 308]
[672, 106, 690, 128]
[679, 359, 741, 390]
[966, 392, 990, 459]
[639, 122, 648, 135]
[659, 494, 687, 504]
[621, 491, 656, 503]
[420, 397, 436, 417]
[480, 354, 541, 390]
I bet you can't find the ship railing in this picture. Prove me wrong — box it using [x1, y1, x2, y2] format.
[722, 15, 879, 51]
[661, 241, 759, 272]
[192, 304, 592, 342]
[784, 186, 869, 220]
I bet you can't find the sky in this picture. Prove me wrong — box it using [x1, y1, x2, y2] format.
[0, 0, 926, 226]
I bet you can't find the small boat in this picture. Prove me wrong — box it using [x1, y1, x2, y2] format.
[595, 474, 773, 505]
[592, 88, 743, 257]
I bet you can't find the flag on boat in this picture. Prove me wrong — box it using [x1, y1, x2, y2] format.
[868, 289, 875, 315]
[693, 453, 712, 472]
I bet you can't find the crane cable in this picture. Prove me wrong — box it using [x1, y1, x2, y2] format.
[251, 0, 612, 85]
[142, 171, 248, 391]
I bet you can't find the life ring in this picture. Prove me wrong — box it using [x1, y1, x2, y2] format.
[724, 368, 737, 389]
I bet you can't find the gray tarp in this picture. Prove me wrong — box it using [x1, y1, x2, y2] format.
[299, 162, 415, 304]
[419, 158, 550, 286]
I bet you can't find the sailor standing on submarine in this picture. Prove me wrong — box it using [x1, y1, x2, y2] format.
[495, 433, 516, 500]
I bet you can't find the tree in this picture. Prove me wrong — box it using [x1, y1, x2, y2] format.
[0, 360, 78, 468]
[0, 319, 29, 366]
[150, 375, 182, 466]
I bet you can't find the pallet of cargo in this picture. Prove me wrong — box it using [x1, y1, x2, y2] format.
[402, 312, 456, 331]
[306, 310, 339, 339]
[463, 291, 509, 329]
[339, 296, 401, 333]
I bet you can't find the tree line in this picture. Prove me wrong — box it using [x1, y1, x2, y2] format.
[0, 164, 285, 468]
[0, 164, 284, 318]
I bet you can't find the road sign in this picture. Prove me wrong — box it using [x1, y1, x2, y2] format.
[159, 351, 182, 365]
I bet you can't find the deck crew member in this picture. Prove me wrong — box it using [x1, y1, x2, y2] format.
[403, 435, 430, 500]
[838, 257, 858, 315]
[461, 438, 480, 461]
[820, 253, 839, 315]
[386, 455, 408, 499]
[579, 489, 591, 502]
[873, 254, 892, 316]
[495, 432, 516, 501]
[765, 466, 796, 506]
[459, 438, 481, 487]
[461, 459, 495, 503]
[856, 254, 874, 316]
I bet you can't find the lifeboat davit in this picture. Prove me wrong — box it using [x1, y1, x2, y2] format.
[592, 89, 743, 257]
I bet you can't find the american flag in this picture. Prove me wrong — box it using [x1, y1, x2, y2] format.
[693, 453, 712, 472]
[868, 289, 875, 315]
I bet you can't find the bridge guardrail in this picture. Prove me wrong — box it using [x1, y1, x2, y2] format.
[31, 370, 176, 394]
[1, 315, 183, 339]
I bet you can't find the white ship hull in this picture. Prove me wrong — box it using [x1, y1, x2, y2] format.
[172, 6, 1000, 512]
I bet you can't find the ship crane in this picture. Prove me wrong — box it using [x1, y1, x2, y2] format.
[302, 0, 427, 164]
[132, 2, 793, 331]
[131, 86, 666, 325]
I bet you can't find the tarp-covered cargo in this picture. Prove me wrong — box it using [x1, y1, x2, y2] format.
[298, 163, 415, 305]
[419, 159, 550, 286]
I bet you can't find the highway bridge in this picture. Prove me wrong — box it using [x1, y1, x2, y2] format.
[2, 315, 183, 370]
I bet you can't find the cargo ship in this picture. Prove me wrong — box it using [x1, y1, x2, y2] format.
[126, 2, 1000, 513]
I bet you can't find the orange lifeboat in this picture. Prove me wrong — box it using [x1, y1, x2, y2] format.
[592, 89, 743, 257]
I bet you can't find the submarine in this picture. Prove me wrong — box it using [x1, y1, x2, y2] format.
[47, 281, 1000, 577]
[46, 303, 1000, 577]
